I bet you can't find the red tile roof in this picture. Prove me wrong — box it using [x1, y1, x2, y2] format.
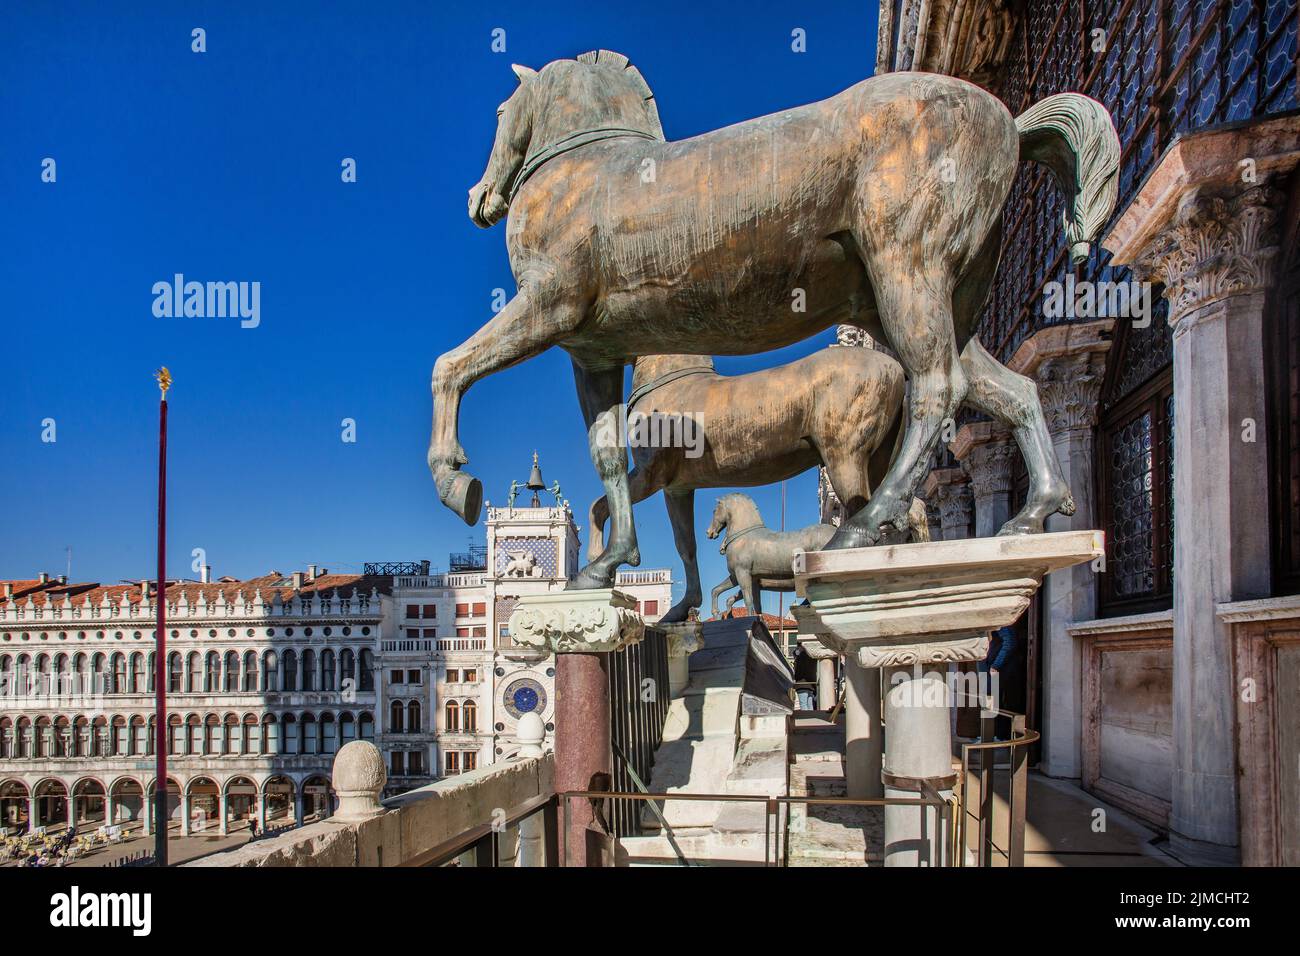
[0, 573, 392, 610]
[708, 607, 798, 629]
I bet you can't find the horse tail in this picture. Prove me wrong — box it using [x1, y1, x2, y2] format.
[1015, 93, 1120, 265]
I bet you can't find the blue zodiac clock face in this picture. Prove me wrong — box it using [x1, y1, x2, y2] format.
[502, 677, 547, 719]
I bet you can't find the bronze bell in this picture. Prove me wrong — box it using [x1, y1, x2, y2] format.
[526, 450, 545, 490]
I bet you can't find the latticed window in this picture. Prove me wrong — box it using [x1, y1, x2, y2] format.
[976, 0, 1298, 364]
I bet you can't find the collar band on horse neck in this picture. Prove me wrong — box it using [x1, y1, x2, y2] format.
[719, 523, 764, 555]
[626, 363, 714, 411]
[508, 127, 661, 204]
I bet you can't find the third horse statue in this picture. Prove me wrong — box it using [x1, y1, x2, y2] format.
[429, 49, 1120, 589]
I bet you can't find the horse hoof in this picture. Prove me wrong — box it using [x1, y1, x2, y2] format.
[825, 525, 879, 550]
[567, 565, 615, 590]
[438, 471, 482, 526]
[1058, 493, 1077, 517]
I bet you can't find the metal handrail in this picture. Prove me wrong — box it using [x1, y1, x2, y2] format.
[402, 791, 558, 868]
[955, 708, 1038, 867]
[560, 787, 953, 867]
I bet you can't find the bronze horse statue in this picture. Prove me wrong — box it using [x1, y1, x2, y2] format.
[586, 348, 917, 623]
[705, 493, 836, 620]
[430, 50, 1120, 588]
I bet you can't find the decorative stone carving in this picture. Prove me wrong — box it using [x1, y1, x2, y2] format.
[331, 740, 387, 822]
[1132, 182, 1283, 330]
[659, 620, 704, 659]
[1036, 352, 1106, 436]
[508, 588, 644, 654]
[923, 467, 973, 540]
[953, 422, 1017, 501]
[884, 0, 1020, 93]
[857, 633, 989, 668]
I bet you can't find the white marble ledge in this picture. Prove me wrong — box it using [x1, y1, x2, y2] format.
[1214, 595, 1300, 624]
[1066, 609, 1174, 638]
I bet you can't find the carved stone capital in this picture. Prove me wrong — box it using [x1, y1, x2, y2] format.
[857, 633, 989, 668]
[508, 589, 644, 654]
[1133, 182, 1283, 331]
[923, 467, 972, 539]
[801, 638, 839, 661]
[658, 620, 704, 659]
[953, 422, 1017, 501]
[1036, 351, 1107, 436]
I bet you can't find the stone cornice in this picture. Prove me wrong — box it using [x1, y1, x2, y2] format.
[883, 0, 1019, 92]
[858, 633, 989, 668]
[1006, 319, 1113, 378]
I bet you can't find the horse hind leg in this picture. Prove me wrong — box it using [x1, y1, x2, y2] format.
[960, 336, 1075, 533]
[829, 270, 968, 549]
[660, 489, 701, 624]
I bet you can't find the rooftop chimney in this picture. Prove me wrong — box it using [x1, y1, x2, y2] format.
[141, 580, 151, 599]
[292, 571, 305, 590]
[3, 583, 12, 599]
[38, 572, 49, 585]
[307, 565, 318, 582]
[201, 565, 211, 584]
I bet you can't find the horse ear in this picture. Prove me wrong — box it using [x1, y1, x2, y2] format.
[511, 64, 537, 83]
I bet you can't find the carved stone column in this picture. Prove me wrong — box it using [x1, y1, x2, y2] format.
[1106, 118, 1296, 861]
[923, 467, 973, 541]
[1008, 320, 1112, 780]
[953, 422, 1018, 538]
[509, 589, 644, 866]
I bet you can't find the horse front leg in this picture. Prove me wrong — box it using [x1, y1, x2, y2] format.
[570, 361, 640, 590]
[711, 575, 737, 620]
[429, 287, 577, 523]
[660, 489, 700, 624]
[960, 336, 1074, 534]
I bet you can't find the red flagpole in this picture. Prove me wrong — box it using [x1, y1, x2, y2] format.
[154, 368, 171, 866]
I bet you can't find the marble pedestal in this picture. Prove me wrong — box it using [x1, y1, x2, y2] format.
[509, 588, 644, 866]
[795, 530, 1103, 866]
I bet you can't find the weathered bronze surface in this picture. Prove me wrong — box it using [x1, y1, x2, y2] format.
[587, 349, 906, 623]
[430, 50, 1120, 588]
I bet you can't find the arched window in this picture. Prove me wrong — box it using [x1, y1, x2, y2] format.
[224, 652, 239, 693]
[322, 713, 337, 754]
[73, 654, 89, 696]
[2, 716, 15, 759]
[187, 716, 202, 755]
[223, 714, 240, 754]
[204, 652, 220, 693]
[445, 700, 459, 733]
[168, 715, 184, 755]
[243, 651, 258, 692]
[262, 651, 278, 692]
[302, 714, 318, 755]
[282, 650, 297, 693]
[245, 714, 260, 753]
[301, 650, 316, 692]
[146, 652, 156, 695]
[111, 654, 126, 695]
[463, 700, 477, 733]
[358, 712, 374, 741]
[73, 716, 89, 757]
[131, 716, 147, 755]
[204, 715, 220, 754]
[53, 716, 70, 757]
[390, 699, 405, 734]
[130, 653, 145, 694]
[90, 717, 108, 757]
[407, 700, 421, 733]
[283, 714, 299, 755]
[168, 653, 182, 693]
[187, 652, 202, 693]
[53, 655, 68, 697]
[16, 718, 32, 758]
[340, 712, 356, 747]
[321, 650, 336, 692]
[340, 649, 355, 688]
[35, 655, 50, 696]
[359, 650, 374, 691]
[91, 653, 106, 695]
[112, 716, 128, 756]
[34, 717, 50, 757]
[263, 715, 279, 755]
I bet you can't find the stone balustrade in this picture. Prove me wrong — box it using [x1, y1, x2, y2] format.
[186, 741, 554, 867]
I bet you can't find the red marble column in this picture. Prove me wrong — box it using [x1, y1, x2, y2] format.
[554, 651, 611, 866]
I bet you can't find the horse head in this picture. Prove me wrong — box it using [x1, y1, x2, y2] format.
[706, 493, 761, 540]
[469, 49, 663, 229]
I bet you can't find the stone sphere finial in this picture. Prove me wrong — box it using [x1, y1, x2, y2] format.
[516, 712, 545, 757]
[331, 740, 387, 821]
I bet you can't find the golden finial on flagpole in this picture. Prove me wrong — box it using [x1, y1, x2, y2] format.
[154, 367, 172, 397]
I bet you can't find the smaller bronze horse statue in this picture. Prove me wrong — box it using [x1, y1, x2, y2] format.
[705, 493, 837, 619]
[587, 346, 907, 623]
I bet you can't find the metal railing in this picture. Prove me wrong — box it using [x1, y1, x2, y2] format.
[559, 786, 955, 867]
[956, 709, 1039, 867]
[401, 792, 559, 868]
[607, 628, 670, 838]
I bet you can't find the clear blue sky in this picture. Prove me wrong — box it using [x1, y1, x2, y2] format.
[0, 1, 879, 606]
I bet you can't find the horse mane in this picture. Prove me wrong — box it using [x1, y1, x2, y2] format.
[718, 492, 763, 527]
[571, 49, 665, 140]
